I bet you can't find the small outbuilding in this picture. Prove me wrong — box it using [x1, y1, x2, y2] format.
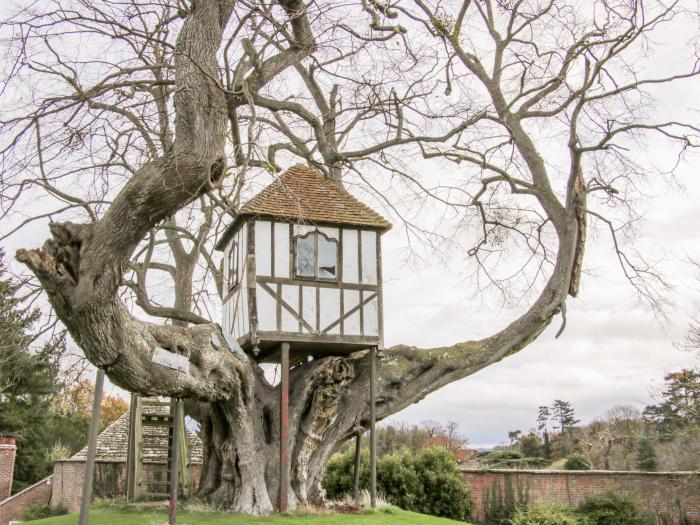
[215, 165, 391, 362]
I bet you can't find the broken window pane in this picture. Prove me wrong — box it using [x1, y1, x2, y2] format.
[296, 234, 315, 278]
[317, 235, 337, 279]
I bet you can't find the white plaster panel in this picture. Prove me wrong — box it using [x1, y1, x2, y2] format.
[256, 283, 277, 331]
[302, 286, 317, 333]
[342, 229, 359, 284]
[318, 226, 340, 242]
[222, 298, 229, 334]
[229, 296, 236, 336]
[343, 289, 361, 335]
[274, 222, 290, 278]
[361, 230, 377, 284]
[320, 287, 341, 335]
[294, 224, 316, 237]
[239, 227, 247, 276]
[240, 277, 249, 337]
[231, 293, 243, 338]
[281, 284, 299, 332]
[255, 220, 272, 276]
[363, 292, 379, 336]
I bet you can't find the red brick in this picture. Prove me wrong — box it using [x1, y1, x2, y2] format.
[463, 469, 700, 525]
[0, 438, 17, 503]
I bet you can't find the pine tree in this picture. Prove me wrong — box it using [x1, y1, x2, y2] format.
[635, 436, 658, 471]
[551, 400, 580, 455]
[643, 369, 700, 437]
[0, 250, 62, 492]
[537, 406, 552, 459]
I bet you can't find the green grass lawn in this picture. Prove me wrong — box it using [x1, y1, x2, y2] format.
[27, 506, 469, 525]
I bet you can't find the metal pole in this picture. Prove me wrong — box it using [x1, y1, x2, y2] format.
[352, 432, 362, 502]
[369, 346, 377, 508]
[78, 368, 105, 525]
[279, 342, 290, 512]
[126, 394, 137, 501]
[168, 398, 182, 525]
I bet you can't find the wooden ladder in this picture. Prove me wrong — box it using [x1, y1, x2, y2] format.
[126, 396, 190, 501]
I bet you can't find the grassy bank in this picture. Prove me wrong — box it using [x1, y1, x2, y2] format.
[27, 506, 470, 524]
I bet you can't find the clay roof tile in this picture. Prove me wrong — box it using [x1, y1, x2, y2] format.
[216, 165, 391, 250]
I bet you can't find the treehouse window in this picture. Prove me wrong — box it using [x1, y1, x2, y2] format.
[294, 231, 338, 281]
[228, 241, 238, 290]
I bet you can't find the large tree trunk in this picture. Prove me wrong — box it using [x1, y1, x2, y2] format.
[15, 0, 587, 514]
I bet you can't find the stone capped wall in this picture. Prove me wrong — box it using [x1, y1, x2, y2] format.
[463, 469, 700, 525]
[0, 476, 52, 525]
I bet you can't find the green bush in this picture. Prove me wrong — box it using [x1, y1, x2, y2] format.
[564, 453, 591, 471]
[21, 503, 68, 520]
[511, 501, 584, 525]
[479, 450, 551, 469]
[579, 489, 655, 525]
[413, 447, 472, 521]
[322, 445, 472, 521]
[377, 449, 421, 511]
[323, 448, 369, 500]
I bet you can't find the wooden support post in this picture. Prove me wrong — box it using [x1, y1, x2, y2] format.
[78, 368, 105, 525]
[352, 432, 362, 502]
[279, 342, 290, 512]
[369, 346, 377, 508]
[126, 394, 137, 501]
[168, 398, 182, 525]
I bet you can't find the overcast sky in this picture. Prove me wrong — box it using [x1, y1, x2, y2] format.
[379, 168, 699, 448]
[1, 1, 698, 450]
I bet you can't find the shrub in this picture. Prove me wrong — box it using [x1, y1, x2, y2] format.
[579, 489, 655, 525]
[564, 453, 591, 470]
[479, 450, 551, 469]
[413, 447, 473, 521]
[377, 449, 421, 511]
[322, 448, 369, 500]
[511, 501, 584, 525]
[322, 445, 473, 521]
[22, 503, 68, 520]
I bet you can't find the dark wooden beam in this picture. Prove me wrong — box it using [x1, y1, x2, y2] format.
[168, 398, 182, 525]
[352, 432, 362, 502]
[369, 345, 377, 508]
[279, 342, 290, 512]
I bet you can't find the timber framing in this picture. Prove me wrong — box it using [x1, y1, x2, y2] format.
[217, 167, 389, 364]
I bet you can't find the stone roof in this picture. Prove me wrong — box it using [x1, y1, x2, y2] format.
[216, 165, 391, 250]
[71, 406, 203, 465]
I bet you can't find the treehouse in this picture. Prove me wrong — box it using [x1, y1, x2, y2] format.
[215, 165, 391, 363]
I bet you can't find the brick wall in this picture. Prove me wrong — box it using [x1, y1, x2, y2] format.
[52, 460, 203, 512]
[0, 438, 16, 502]
[52, 460, 129, 512]
[0, 476, 52, 525]
[463, 469, 700, 525]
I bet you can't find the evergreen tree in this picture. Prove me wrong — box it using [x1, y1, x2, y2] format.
[0, 250, 62, 492]
[537, 406, 552, 459]
[519, 433, 544, 458]
[551, 400, 579, 455]
[551, 400, 580, 434]
[643, 369, 700, 437]
[635, 436, 658, 471]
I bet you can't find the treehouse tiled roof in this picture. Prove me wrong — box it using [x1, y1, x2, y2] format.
[217, 166, 391, 250]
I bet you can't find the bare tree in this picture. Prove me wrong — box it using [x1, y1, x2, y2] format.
[2, 0, 699, 514]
